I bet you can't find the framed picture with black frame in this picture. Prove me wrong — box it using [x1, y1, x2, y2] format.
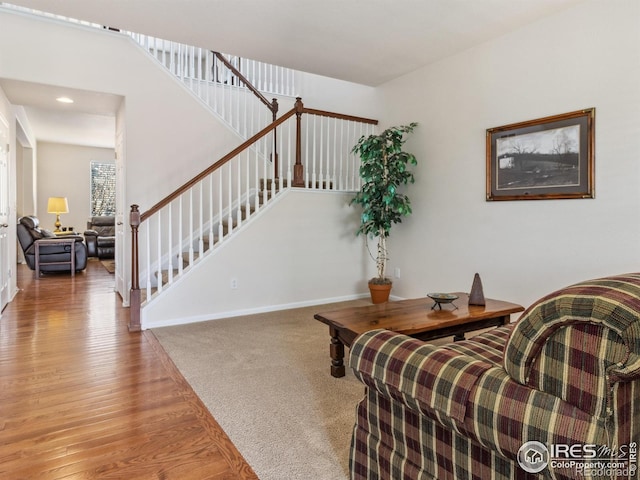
[486, 108, 595, 201]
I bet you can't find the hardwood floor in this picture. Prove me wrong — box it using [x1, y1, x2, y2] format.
[0, 259, 257, 479]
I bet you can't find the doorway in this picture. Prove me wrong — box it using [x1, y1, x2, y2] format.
[0, 113, 9, 312]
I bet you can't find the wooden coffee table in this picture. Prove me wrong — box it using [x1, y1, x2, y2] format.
[314, 293, 524, 377]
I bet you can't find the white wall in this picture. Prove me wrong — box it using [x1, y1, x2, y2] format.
[14, 106, 37, 220]
[376, 0, 640, 309]
[143, 190, 373, 328]
[297, 72, 378, 120]
[35, 141, 115, 232]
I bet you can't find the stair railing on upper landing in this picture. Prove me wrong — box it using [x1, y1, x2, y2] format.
[126, 32, 294, 150]
[128, 98, 377, 331]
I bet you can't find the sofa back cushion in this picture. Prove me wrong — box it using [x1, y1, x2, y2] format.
[88, 216, 115, 237]
[18, 215, 56, 245]
[504, 273, 640, 417]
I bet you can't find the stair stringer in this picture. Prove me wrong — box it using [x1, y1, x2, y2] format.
[141, 189, 374, 330]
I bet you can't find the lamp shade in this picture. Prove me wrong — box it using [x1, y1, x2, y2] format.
[47, 197, 69, 214]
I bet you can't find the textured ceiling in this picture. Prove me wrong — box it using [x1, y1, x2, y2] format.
[6, 0, 583, 86]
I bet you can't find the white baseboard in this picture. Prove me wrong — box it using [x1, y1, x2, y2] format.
[143, 292, 371, 330]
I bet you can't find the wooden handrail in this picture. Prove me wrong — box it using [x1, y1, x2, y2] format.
[301, 107, 378, 125]
[138, 101, 378, 222]
[140, 107, 297, 222]
[212, 51, 278, 118]
[212, 51, 280, 178]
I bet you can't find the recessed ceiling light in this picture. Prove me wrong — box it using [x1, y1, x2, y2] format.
[56, 96, 74, 104]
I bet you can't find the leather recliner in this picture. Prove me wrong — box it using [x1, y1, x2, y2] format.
[84, 216, 115, 259]
[17, 215, 88, 273]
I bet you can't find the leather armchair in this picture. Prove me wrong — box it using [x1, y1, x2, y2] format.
[84, 216, 115, 259]
[17, 215, 87, 273]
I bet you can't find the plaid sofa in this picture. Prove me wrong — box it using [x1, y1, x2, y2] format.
[349, 273, 640, 479]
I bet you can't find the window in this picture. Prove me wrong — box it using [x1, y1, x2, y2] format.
[90, 161, 116, 216]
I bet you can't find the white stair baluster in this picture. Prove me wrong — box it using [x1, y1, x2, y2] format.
[269, 64, 274, 93]
[339, 120, 345, 191]
[170, 41, 175, 75]
[278, 126, 284, 191]
[209, 174, 214, 250]
[243, 78, 248, 139]
[221, 56, 226, 122]
[347, 120, 352, 191]
[145, 222, 151, 300]
[227, 164, 233, 235]
[213, 54, 219, 114]
[305, 115, 310, 188]
[156, 214, 162, 293]
[254, 142, 260, 212]
[312, 115, 317, 188]
[245, 151, 251, 221]
[270, 131, 276, 195]
[330, 120, 342, 190]
[319, 116, 324, 189]
[218, 170, 224, 243]
[287, 117, 292, 186]
[236, 155, 242, 227]
[168, 203, 173, 284]
[178, 196, 183, 276]
[189, 45, 194, 90]
[189, 189, 194, 265]
[205, 51, 211, 106]
[198, 183, 204, 257]
[236, 73, 241, 132]
[197, 47, 202, 98]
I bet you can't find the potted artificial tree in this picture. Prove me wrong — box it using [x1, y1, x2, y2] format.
[351, 122, 418, 303]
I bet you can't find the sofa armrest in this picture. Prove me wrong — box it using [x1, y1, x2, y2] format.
[465, 365, 609, 466]
[32, 237, 82, 255]
[84, 229, 98, 237]
[505, 273, 640, 418]
[350, 329, 493, 425]
[349, 329, 612, 473]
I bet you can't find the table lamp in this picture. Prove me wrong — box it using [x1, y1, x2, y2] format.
[47, 196, 69, 232]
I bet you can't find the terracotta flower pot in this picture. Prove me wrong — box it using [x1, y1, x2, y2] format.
[368, 281, 392, 304]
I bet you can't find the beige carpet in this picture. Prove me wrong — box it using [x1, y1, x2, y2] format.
[152, 299, 371, 480]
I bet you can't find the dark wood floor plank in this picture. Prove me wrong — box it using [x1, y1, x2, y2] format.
[0, 259, 257, 479]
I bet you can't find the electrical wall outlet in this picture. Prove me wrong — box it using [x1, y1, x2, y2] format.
[230, 278, 238, 289]
[394, 267, 401, 279]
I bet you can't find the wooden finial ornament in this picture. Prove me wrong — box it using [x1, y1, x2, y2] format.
[469, 273, 486, 306]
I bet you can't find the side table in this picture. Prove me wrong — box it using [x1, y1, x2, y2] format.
[34, 238, 76, 279]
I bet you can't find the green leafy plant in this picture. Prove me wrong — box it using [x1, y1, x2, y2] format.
[351, 122, 418, 285]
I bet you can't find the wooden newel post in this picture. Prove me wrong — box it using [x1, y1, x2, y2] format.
[293, 97, 305, 187]
[129, 204, 142, 332]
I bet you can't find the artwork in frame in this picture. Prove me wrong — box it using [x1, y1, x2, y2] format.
[486, 108, 595, 201]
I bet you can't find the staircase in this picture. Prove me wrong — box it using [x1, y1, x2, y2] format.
[69, 23, 377, 330]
